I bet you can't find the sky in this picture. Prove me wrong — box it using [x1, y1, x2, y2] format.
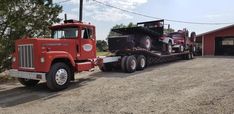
[53, 0, 234, 40]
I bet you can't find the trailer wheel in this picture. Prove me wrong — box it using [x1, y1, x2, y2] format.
[121, 56, 128, 72]
[125, 56, 137, 73]
[139, 36, 152, 50]
[100, 63, 112, 72]
[18, 78, 40, 87]
[46, 62, 71, 91]
[136, 55, 146, 70]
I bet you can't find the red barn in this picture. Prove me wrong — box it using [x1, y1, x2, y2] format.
[196, 25, 234, 56]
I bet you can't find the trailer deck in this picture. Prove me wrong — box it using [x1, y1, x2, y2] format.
[100, 48, 194, 73]
[115, 49, 192, 65]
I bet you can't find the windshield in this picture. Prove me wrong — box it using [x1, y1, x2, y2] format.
[52, 27, 78, 39]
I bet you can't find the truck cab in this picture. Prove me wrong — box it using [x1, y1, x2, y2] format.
[10, 20, 97, 91]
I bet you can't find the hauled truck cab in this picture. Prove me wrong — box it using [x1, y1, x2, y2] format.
[10, 20, 97, 91]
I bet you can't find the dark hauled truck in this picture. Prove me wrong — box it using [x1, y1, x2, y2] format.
[8, 19, 196, 91]
[100, 20, 196, 73]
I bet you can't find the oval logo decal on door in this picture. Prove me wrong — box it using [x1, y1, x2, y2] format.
[82, 44, 93, 52]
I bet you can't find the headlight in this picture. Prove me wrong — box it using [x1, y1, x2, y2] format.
[40, 57, 45, 63]
[12, 57, 16, 62]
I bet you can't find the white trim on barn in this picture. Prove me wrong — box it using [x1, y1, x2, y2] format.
[202, 35, 204, 56]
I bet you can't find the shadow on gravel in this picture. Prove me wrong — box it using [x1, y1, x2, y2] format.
[0, 77, 96, 108]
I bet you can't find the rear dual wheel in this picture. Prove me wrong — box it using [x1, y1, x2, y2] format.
[136, 55, 147, 70]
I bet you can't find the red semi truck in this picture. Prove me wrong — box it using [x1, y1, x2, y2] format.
[9, 19, 196, 91]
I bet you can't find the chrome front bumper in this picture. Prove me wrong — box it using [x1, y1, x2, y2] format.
[9, 69, 46, 81]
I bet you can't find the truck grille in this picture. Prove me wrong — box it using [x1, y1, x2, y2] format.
[18, 44, 34, 69]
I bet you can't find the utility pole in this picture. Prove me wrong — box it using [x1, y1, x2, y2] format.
[79, 0, 83, 22]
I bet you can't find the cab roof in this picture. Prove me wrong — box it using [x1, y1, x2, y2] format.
[50, 20, 95, 29]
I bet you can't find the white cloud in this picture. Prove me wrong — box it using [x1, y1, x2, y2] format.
[86, 0, 148, 21]
[58, 12, 78, 22]
[92, 8, 133, 21]
[205, 14, 222, 19]
[55, 0, 148, 22]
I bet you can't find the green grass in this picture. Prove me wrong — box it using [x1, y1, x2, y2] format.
[97, 51, 112, 56]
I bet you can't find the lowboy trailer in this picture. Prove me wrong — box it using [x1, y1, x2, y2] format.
[99, 49, 194, 73]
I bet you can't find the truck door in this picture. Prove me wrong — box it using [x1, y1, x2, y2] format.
[79, 26, 96, 60]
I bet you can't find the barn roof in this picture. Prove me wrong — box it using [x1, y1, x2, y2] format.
[197, 24, 234, 37]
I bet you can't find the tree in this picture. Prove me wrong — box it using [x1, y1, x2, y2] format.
[0, 0, 62, 72]
[96, 40, 108, 52]
[164, 28, 175, 34]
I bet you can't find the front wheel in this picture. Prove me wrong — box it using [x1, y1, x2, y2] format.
[18, 78, 40, 87]
[166, 42, 173, 54]
[46, 62, 72, 91]
[179, 45, 184, 53]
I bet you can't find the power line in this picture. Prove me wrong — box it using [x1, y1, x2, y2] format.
[54, 0, 72, 4]
[92, 0, 234, 25]
[53, 0, 234, 25]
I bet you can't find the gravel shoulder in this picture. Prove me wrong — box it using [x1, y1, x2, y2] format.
[1, 57, 234, 114]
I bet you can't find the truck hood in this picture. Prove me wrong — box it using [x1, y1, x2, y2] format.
[15, 38, 76, 53]
[14, 38, 77, 72]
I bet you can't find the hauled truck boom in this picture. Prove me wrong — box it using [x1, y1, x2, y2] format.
[9, 19, 196, 91]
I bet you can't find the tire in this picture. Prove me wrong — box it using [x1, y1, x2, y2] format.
[190, 53, 194, 59]
[121, 56, 128, 72]
[136, 55, 147, 70]
[179, 45, 184, 53]
[18, 78, 40, 87]
[139, 36, 152, 50]
[46, 62, 72, 91]
[184, 53, 191, 60]
[100, 63, 112, 72]
[166, 41, 173, 54]
[125, 56, 137, 73]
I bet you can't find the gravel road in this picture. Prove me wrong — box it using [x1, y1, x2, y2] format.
[1, 57, 234, 114]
